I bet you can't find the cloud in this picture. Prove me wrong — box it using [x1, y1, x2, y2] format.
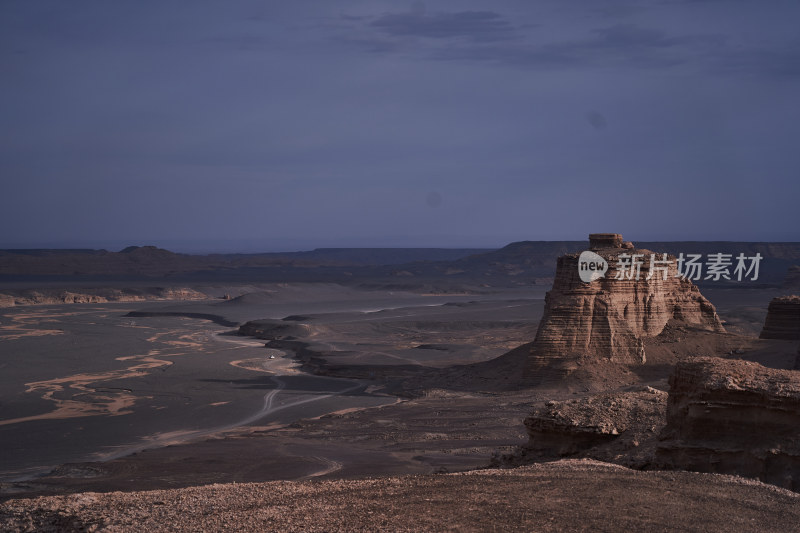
[336, 6, 709, 71]
[370, 9, 516, 42]
[588, 24, 679, 51]
[425, 23, 703, 71]
[335, 6, 800, 80]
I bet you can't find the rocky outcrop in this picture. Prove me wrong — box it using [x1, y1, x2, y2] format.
[526, 234, 724, 380]
[656, 357, 800, 491]
[759, 295, 800, 340]
[0, 287, 207, 307]
[589, 233, 624, 249]
[520, 388, 667, 466]
[158, 288, 207, 301]
[56, 291, 107, 304]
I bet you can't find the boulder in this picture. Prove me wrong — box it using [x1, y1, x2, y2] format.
[523, 389, 667, 462]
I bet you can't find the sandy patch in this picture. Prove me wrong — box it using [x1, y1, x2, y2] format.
[0, 351, 171, 426]
[0, 311, 65, 340]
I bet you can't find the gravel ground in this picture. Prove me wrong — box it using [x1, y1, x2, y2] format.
[2, 459, 799, 532]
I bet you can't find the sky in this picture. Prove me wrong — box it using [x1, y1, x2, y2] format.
[2, 1, 799, 252]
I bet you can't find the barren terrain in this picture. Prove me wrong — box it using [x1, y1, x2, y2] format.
[1, 243, 798, 530]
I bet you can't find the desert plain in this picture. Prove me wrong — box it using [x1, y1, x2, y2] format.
[0, 240, 799, 531]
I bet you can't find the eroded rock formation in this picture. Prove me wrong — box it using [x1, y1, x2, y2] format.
[0, 287, 207, 307]
[526, 234, 724, 380]
[759, 295, 800, 340]
[656, 357, 800, 491]
[589, 233, 623, 249]
[520, 388, 667, 467]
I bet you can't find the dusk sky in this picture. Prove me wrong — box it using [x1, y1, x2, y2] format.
[2, 1, 799, 252]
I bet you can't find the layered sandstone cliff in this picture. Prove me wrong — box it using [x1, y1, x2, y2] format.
[656, 357, 800, 491]
[526, 234, 724, 380]
[759, 295, 800, 340]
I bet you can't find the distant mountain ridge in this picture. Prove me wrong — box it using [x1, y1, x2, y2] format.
[0, 241, 798, 286]
[0, 246, 492, 280]
[361, 240, 800, 286]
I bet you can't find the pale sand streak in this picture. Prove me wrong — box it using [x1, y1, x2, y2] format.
[0, 310, 66, 340]
[0, 325, 236, 427]
[0, 350, 172, 427]
[1, 316, 366, 475]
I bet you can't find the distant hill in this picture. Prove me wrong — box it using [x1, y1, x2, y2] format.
[0, 246, 211, 278]
[362, 240, 800, 287]
[0, 241, 797, 287]
[0, 246, 492, 282]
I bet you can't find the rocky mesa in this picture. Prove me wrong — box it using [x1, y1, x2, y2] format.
[526, 233, 724, 381]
